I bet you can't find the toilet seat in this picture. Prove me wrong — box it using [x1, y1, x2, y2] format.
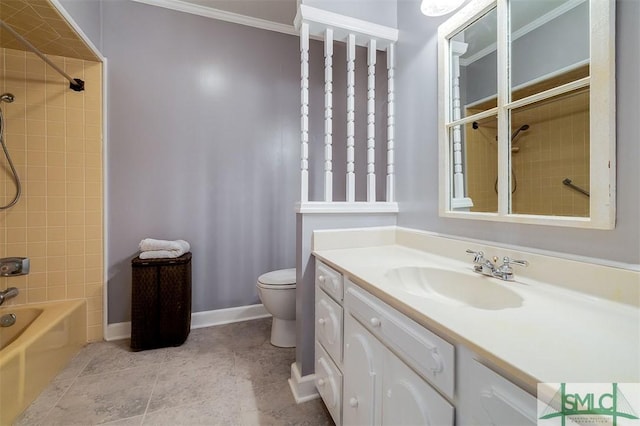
[257, 268, 296, 290]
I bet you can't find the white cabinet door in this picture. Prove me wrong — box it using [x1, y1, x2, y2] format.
[315, 341, 343, 425]
[343, 315, 383, 426]
[467, 360, 537, 426]
[316, 287, 343, 365]
[382, 350, 454, 426]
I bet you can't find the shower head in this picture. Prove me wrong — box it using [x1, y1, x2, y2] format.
[511, 124, 529, 142]
[0, 93, 15, 103]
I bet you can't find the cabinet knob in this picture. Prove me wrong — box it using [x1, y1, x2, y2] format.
[349, 397, 359, 407]
[370, 317, 381, 327]
[318, 275, 326, 283]
[317, 378, 325, 387]
[318, 318, 326, 326]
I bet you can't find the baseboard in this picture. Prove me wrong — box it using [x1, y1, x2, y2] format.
[105, 321, 131, 341]
[104, 303, 270, 341]
[191, 303, 270, 329]
[288, 362, 320, 404]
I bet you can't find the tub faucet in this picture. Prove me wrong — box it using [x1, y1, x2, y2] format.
[0, 287, 19, 305]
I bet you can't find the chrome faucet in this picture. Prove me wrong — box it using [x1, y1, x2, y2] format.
[0, 287, 19, 305]
[493, 257, 529, 281]
[466, 250, 528, 281]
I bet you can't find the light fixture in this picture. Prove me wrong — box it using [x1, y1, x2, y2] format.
[420, 0, 466, 17]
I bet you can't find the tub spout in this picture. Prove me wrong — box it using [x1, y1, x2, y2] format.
[0, 287, 19, 305]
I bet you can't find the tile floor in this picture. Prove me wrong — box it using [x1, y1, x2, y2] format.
[15, 318, 333, 425]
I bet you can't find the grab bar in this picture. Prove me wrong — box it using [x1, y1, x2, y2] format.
[562, 178, 589, 197]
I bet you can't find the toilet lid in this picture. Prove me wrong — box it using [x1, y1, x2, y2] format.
[258, 268, 296, 286]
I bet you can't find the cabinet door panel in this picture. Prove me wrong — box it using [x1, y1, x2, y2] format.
[469, 360, 536, 426]
[343, 315, 382, 426]
[316, 288, 344, 365]
[382, 351, 454, 426]
[315, 341, 343, 425]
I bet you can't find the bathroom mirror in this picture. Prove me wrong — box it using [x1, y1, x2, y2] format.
[437, 0, 615, 228]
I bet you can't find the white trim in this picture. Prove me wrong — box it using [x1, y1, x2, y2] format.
[295, 201, 399, 214]
[105, 321, 131, 341]
[505, 76, 589, 110]
[49, 0, 105, 60]
[439, 0, 615, 230]
[104, 304, 270, 341]
[294, 5, 398, 49]
[288, 362, 320, 404]
[451, 197, 473, 209]
[190, 303, 270, 329]
[131, 0, 297, 36]
[102, 57, 109, 341]
[465, 59, 590, 109]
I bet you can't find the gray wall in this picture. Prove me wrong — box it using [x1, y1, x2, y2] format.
[101, 1, 302, 323]
[83, 0, 390, 324]
[395, 0, 640, 265]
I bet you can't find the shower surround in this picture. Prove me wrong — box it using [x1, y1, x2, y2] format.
[0, 47, 104, 341]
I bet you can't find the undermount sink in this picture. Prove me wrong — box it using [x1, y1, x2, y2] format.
[385, 266, 523, 310]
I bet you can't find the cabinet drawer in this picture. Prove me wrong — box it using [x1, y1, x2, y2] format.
[316, 287, 343, 365]
[315, 341, 343, 426]
[316, 261, 343, 302]
[345, 280, 455, 399]
[469, 360, 536, 426]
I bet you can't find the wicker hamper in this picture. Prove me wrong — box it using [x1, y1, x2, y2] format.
[130, 252, 192, 351]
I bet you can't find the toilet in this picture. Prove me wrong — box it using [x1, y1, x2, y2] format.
[257, 268, 296, 348]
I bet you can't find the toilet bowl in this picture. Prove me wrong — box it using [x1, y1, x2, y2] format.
[257, 268, 296, 348]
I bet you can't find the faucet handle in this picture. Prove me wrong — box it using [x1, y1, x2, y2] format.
[466, 249, 485, 263]
[502, 257, 528, 267]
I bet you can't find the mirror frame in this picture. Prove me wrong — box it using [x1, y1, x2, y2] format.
[437, 0, 616, 229]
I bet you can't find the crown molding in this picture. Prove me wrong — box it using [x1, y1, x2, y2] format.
[131, 0, 297, 36]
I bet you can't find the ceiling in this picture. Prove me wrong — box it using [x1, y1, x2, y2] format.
[0, 0, 99, 61]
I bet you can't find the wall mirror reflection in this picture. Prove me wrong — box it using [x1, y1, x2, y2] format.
[438, 0, 615, 229]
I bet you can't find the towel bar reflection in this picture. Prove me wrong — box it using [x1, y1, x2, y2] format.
[562, 178, 590, 197]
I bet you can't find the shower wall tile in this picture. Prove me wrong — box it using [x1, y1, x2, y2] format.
[466, 89, 589, 217]
[0, 47, 103, 341]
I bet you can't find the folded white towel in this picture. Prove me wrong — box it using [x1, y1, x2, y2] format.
[139, 238, 190, 253]
[139, 249, 185, 260]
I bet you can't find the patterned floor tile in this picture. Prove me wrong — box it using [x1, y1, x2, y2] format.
[15, 318, 333, 425]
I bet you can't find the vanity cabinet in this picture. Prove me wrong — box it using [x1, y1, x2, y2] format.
[314, 258, 536, 426]
[314, 261, 345, 425]
[343, 280, 454, 426]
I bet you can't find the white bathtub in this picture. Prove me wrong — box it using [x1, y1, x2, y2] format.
[0, 300, 86, 425]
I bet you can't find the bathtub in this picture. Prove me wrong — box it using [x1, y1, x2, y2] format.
[0, 300, 86, 425]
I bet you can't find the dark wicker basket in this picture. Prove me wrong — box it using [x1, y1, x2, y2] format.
[130, 252, 192, 351]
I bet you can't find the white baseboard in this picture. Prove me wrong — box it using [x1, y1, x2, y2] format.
[105, 321, 131, 341]
[191, 303, 270, 329]
[104, 303, 270, 341]
[288, 362, 320, 404]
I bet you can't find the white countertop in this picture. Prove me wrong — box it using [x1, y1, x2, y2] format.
[314, 244, 640, 392]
